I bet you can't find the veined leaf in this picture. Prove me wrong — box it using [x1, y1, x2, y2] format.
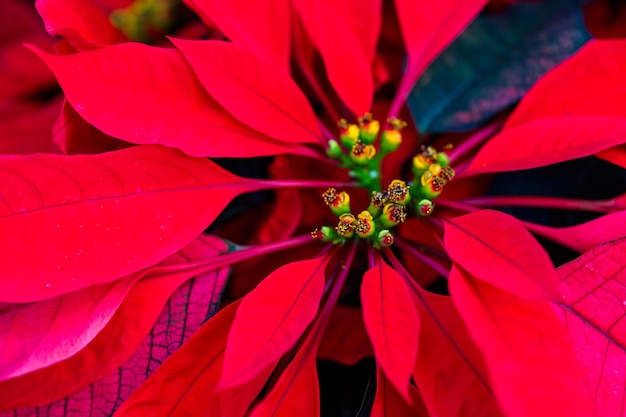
[0, 145, 255, 301]
[449, 266, 594, 417]
[171, 39, 322, 145]
[361, 260, 420, 401]
[556, 238, 626, 417]
[32, 44, 312, 158]
[220, 256, 329, 388]
[444, 210, 559, 300]
[0, 234, 231, 412]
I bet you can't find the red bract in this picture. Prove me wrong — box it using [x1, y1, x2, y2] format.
[1, 1, 625, 416]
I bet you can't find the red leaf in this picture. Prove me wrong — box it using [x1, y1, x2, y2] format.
[220, 255, 329, 388]
[171, 39, 323, 145]
[317, 306, 373, 366]
[371, 368, 428, 417]
[526, 210, 626, 253]
[292, 0, 374, 116]
[556, 238, 626, 417]
[0, 145, 255, 302]
[466, 116, 626, 174]
[391, 0, 487, 115]
[444, 210, 559, 300]
[35, 0, 127, 49]
[32, 44, 312, 158]
[0, 99, 61, 155]
[597, 144, 626, 168]
[248, 341, 319, 417]
[53, 99, 129, 155]
[0, 234, 230, 412]
[412, 289, 502, 417]
[505, 40, 626, 128]
[449, 266, 594, 417]
[182, 0, 292, 73]
[113, 300, 274, 417]
[361, 260, 420, 401]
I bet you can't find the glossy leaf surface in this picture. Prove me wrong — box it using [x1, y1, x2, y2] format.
[556, 238, 626, 417]
[33, 44, 310, 158]
[0, 145, 254, 302]
[444, 210, 559, 300]
[220, 256, 328, 388]
[449, 266, 594, 417]
[361, 260, 420, 400]
[172, 39, 322, 145]
[408, 0, 589, 133]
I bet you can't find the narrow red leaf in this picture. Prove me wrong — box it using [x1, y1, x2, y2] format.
[391, 0, 487, 115]
[505, 40, 626, 128]
[412, 289, 502, 417]
[317, 306, 373, 366]
[466, 116, 626, 174]
[292, 0, 373, 116]
[556, 238, 626, 417]
[444, 210, 559, 300]
[449, 266, 594, 417]
[182, 0, 292, 73]
[0, 234, 230, 412]
[0, 145, 255, 302]
[371, 368, 428, 417]
[31, 44, 312, 158]
[248, 343, 320, 417]
[220, 255, 329, 388]
[526, 210, 626, 253]
[35, 0, 127, 49]
[361, 260, 420, 401]
[171, 39, 323, 145]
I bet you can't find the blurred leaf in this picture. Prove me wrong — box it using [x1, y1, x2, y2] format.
[407, 0, 590, 133]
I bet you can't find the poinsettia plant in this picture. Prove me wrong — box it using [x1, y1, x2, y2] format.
[1, 0, 626, 416]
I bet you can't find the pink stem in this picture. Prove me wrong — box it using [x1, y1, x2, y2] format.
[395, 238, 450, 278]
[448, 119, 504, 165]
[460, 195, 619, 213]
[436, 199, 480, 213]
[153, 234, 315, 276]
[252, 179, 359, 189]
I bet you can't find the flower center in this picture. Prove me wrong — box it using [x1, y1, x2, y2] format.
[312, 114, 455, 248]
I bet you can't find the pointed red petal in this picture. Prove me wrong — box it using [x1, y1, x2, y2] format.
[0, 234, 230, 411]
[0, 145, 255, 302]
[506, 40, 626, 128]
[35, 0, 126, 49]
[171, 39, 322, 145]
[466, 116, 626, 174]
[292, 0, 374, 116]
[371, 367, 428, 417]
[361, 261, 420, 401]
[317, 306, 373, 366]
[182, 0, 292, 73]
[597, 144, 626, 168]
[220, 255, 329, 388]
[444, 210, 559, 300]
[391, 0, 487, 115]
[449, 266, 594, 417]
[556, 238, 626, 417]
[527, 210, 626, 253]
[32, 44, 310, 158]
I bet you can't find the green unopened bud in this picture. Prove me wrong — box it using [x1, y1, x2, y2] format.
[375, 230, 394, 248]
[311, 226, 337, 242]
[416, 199, 434, 216]
[326, 139, 343, 159]
[436, 152, 450, 167]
